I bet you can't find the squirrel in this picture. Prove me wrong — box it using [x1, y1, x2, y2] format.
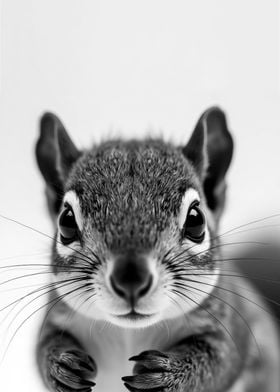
[35, 107, 280, 392]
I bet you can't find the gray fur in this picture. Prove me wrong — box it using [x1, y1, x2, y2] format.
[67, 139, 199, 250]
[35, 108, 280, 392]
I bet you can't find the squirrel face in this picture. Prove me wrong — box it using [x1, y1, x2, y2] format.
[36, 108, 233, 328]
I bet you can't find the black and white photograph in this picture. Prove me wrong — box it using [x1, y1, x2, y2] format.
[0, 1, 280, 391]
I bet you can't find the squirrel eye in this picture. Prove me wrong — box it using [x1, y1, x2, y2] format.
[182, 202, 205, 243]
[59, 205, 78, 245]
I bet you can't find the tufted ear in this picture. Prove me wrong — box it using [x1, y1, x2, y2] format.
[183, 107, 234, 215]
[35, 112, 81, 214]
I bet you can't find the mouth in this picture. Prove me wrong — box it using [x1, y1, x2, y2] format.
[115, 310, 155, 321]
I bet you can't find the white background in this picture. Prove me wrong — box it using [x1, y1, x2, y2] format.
[0, 1, 280, 391]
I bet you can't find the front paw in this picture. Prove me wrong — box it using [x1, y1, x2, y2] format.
[47, 348, 96, 392]
[122, 350, 186, 392]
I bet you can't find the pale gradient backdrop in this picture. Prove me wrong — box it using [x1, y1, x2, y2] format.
[0, 1, 280, 391]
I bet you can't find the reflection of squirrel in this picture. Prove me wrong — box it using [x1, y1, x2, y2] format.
[35, 108, 280, 392]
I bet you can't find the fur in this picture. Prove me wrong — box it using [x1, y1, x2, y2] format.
[35, 108, 280, 392]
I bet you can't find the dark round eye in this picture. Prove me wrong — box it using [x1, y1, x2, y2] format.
[182, 202, 205, 243]
[58, 205, 78, 245]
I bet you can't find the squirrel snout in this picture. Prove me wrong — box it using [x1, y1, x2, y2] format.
[110, 254, 153, 305]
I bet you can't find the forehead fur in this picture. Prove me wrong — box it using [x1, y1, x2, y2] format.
[66, 139, 201, 250]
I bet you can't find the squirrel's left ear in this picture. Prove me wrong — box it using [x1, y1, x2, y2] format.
[35, 112, 81, 213]
[183, 107, 234, 214]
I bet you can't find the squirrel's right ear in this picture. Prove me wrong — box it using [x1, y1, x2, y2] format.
[35, 113, 81, 213]
[183, 107, 234, 217]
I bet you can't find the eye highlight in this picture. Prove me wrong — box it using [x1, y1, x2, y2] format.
[58, 204, 79, 245]
[182, 201, 205, 243]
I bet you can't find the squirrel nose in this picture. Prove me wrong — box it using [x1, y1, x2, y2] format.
[110, 254, 153, 305]
[110, 273, 153, 303]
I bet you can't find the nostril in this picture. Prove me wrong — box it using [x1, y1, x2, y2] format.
[110, 272, 153, 302]
[138, 274, 153, 298]
[110, 276, 126, 298]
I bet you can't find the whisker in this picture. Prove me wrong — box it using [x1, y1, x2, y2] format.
[167, 266, 280, 286]
[164, 240, 269, 268]
[0, 276, 88, 313]
[172, 266, 280, 285]
[0, 262, 93, 272]
[0, 214, 99, 267]
[0, 252, 52, 262]
[214, 256, 280, 265]
[171, 288, 242, 357]
[161, 318, 171, 344]
[0, 268, 90, 289]
[219, 224, 280, 239]
[1, 277, 89, 334]
[0, 281, 52, 294]
[164, 291, 192, 331]
[42, 286, 96, 341]
[1, 282, 91, 363]
[217, 214, 280, 239]
[171, 281, 262, 358]
[173, 276, 280, 323]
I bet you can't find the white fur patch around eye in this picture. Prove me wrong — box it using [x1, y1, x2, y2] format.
[177, 188, 210, 254]
[56, 191, 83, 255]
[62, 190, 83, 230]
[177, 188, 200, 229]
[183, 226, 210, 255]
[56, 239, 82, 257]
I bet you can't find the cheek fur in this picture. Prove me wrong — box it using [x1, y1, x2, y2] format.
[161, 248, 220, 319]
[53, 228, 218, 327]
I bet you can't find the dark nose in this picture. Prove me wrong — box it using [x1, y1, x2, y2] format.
[110, 253, 153, 305]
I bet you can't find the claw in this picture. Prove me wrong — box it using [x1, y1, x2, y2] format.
[122, 376, 134, 383]
[50, 378, 94, 392]
[50, 362, 95, 389]
[129, 355, 143, 362]
[124, 381, 164, 392]
[129, 352, 171, 373]
[129, 350, 168, 362]
[122, 373, 167, 389]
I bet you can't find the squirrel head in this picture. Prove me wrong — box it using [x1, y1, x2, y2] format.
[36, 108, 233, 328]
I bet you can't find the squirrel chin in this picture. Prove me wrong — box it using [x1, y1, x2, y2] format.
[107, 312, 160, 329]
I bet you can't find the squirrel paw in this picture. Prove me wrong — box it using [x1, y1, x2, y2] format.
[47, 348, 96, 391]
[122, 350, 186, 392]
